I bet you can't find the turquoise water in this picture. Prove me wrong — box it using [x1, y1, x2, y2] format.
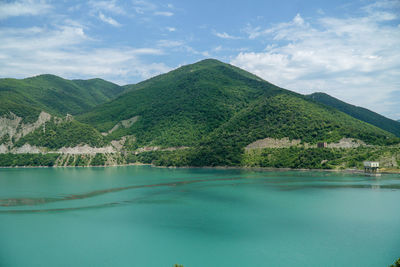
[0, 166, 399, 267]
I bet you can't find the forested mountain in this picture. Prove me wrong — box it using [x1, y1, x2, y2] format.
[307, 92, 400, 137]
[78, 59, 285, 146]
[0, 74, 125, 122]
[1, 59, 399, 169]
[79, 59, 395, 149]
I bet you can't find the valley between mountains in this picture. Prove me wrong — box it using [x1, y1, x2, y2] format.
[1, 59, 399, 171]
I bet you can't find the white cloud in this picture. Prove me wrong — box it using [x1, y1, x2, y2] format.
[0, 24, 170, 84]
[244, 13, 307, 40]
[157, 40, 183, 47]
[133, 1, 174, 18]
[0, 0, 51, 19]
[98, 12, 121, 27]
[214, 46, 222, 52]
[166, 27, 176, 32]
[154, 11, 173, 17]
[214, 31, 240, 39]
[89, 0, 125, 14]
[232, 5, 400, 119]
[133, 0, 157, 14]
[362, 0, 400, 13]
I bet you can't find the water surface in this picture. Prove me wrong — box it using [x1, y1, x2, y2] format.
[0, 166, 399, 266]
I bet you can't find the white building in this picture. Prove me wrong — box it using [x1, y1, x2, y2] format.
[363, 161, 379, 173]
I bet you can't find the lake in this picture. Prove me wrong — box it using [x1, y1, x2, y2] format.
[0, 166, 399, 267]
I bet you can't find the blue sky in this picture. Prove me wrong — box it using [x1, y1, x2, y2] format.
[0, 0, 399, 119]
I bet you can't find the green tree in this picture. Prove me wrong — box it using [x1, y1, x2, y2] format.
[390, 257, 400, 267]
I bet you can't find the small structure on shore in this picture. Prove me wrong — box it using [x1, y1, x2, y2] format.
[317, 142, 327, 148]
[363, 161, 379, 173]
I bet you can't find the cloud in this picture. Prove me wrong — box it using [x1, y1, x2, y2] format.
[98, 12, 121, 26]
[154, 11, 173, 17]
[214, 31, 240, 39]
[133, 0, 157, 14]
[243, 13, 306, 40]
[214, 45, 222, 52]
[88, 0, 125, 14]
[0, 0, 51, 19]
[157, 40, 183, 47]
[0, 23, 170, 84]
[133, 0, 174, 18]
[232, 4, 400, 119]
[166, 27, 176, 32]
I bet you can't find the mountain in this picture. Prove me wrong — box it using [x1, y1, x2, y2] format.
[0, 74, 125, 122]
[191, 93, 397, 166]
[307, 92, 400, 137]
[1, 59, 399, 168]
[78, 59, 397, 166]
[78, 59, 281, 146]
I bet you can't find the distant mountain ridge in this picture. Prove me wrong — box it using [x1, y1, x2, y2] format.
[307, 92, 400, 137]
[0, 74, 126, 122]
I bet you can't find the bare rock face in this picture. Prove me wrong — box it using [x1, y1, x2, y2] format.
[102, 116, 140, 136]
[245, 137, 301, 150]
[0, 144, 8, 153]
[11, 144, 45, 154]
[19, 111, 52, 138]
[110, 135, 136, 151]
[57, 145, 116, 154]
[0, 112, 22, 141]
[327, 138, 366, 148]
[136, 146, 161, 153]
[0, 111, 51, 144]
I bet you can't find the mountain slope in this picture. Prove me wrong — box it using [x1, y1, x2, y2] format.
[79, 59, 397, 152]
[1, 59, 399, 168]
[0, 74, 125, 122]
[307, 92, 400, 137]
[191, 93, 397, 166]
[78, 59, 286, 146]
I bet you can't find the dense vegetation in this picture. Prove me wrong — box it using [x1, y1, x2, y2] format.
[0, 153, 115, 167]
[79, 59, 397, 152]
[121, 145, 400, 171]
[242, 146, 400, 169]
[79, 59, 283, 146]
[390, 257, 400, 267]
[1, 145, 398, 170]
[187, 94, 398, 166]
[308, 92, 400, 137]
[0, 74, 125, 122]
[0, 153, 59, 167]
[1, 59, 399, 169]
[15, 118, 105, 149]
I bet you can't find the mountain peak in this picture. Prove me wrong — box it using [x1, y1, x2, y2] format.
[196, 58, 225, 65]
[181, 58, 227, 71]
[26, 74, 64, 80]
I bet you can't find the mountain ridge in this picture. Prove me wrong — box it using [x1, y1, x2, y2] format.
[0, 59, 399, 169]
[0, 74, 127, 122]
[307, 92, 400, 137]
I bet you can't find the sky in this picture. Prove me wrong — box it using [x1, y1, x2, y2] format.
[0, 0, 400, 119]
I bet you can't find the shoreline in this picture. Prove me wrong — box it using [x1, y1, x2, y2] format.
[1, 163, 399, 174]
